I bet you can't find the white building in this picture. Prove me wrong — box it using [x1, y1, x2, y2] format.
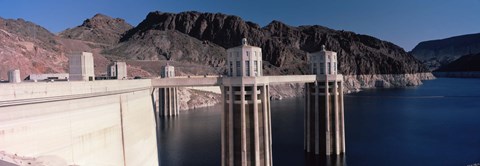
[226, 38, 263, 77]
[108, 62, 128, 79]
[69, 52, 95, 81]
[8, 69, 21, 83]
[28, 73, 69, 81]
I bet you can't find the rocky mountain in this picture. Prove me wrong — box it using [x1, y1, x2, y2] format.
[118, 11, 428, 76]
[411, 33, 480, 71]
[0, 15, 148, 79]
[1, 11, 434, 96]
[0, 17, 67, 80]
[105, 30, 226, 70]
[436, 53, 480, 72]
[0, 17, 58, 50]
[60, 14, 133, 46]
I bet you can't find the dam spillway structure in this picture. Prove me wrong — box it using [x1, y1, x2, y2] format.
[305, 45, 346, 157]
[221, 38, 272, 166]
[157, 63, 179, 117]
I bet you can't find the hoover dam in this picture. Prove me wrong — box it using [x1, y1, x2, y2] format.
[0, 40, 346, 166]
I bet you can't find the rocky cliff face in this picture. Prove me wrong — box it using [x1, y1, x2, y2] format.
[60, 14, 133, 46]
[119, 11, 428, 76]
[0, 17, 58, 50]
[411, 33, 480, 71]
[104, 30, 226, 69]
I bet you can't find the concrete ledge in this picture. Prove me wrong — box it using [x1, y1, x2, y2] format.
[151, 75, 334, 87]
[267, 75, 317, 84]
[151, 77, 222, 87]
[0, 80, 152, 101]
[0, 87, 150, 107]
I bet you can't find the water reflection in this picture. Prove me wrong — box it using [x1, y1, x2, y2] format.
[304, 153, 347, 166]
[157, 105, 222, 166]
[159, 116, 180, 131]
[156, 78, 480, 166]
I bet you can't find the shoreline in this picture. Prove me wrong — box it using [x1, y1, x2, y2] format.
[180, 72, 435, 110]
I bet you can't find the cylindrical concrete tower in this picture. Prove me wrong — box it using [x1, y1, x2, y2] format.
[8, 69, 21, 83]
[305, 45, 345, 156]
[222, 38, 272, 166]
[158, 64, 179, 117]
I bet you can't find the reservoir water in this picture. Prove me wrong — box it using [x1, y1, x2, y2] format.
[158, 78, 480, 165]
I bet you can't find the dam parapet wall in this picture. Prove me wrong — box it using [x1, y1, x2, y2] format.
[0, 80, 159, 166]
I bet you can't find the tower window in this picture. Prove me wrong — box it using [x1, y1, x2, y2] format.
[328, 62, 331, 74]
[245, 61, 250, 76]
[254, 60, 258, 76]
[229, 61, 233, 76]
[334, 62, 337, 73]
[236, 61, 241, 76]
[313, 63, 317, 74]
[319, 63, 324, 74]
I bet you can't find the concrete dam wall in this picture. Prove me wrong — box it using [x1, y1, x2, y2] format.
[0, 80, 159, 166]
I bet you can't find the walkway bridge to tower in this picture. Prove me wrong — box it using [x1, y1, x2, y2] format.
[150, 75, 318, 88]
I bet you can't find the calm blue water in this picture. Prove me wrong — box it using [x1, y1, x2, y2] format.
[158, 78, 480, 166]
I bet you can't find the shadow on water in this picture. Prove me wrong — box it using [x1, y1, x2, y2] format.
[156, 115, 180, 166]
[304, 153, 347, 166]
[157, 105, 222, 166]
[270, 97, 348, 166]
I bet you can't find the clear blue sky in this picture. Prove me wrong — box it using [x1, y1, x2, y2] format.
[1, 0, 479, 51]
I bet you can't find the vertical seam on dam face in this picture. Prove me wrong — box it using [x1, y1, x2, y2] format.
[120, 95, 127, 166]
[151, 88, 162, 166]
[69, 100, 75, 164]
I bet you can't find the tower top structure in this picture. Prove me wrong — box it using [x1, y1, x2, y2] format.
[308, 46, 338, 76]
[161, 63, 175, 78]
[226, 38, 263, 77]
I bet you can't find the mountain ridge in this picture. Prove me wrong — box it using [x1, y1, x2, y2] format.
[117, 11, 427, 76]
[60, 13, 133, 45]
[436, 53, 480, 72]
[0, 11, 432, 90]
[411, 33, 480, 71]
